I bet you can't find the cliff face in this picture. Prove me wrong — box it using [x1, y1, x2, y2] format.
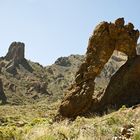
[101, 56, 140, 108]
[3, 42, 33, 75]
[5, 42, 25, 62]
[58, 18, 139, 118]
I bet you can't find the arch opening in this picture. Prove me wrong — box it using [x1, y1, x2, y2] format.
[94, 50, 128, 95]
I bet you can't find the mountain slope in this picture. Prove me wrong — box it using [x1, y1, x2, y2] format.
[1, 42, 140, 105]
[0, 50, 127, 104]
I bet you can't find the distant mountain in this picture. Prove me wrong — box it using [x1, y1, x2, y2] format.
[0, 42, 50, 104]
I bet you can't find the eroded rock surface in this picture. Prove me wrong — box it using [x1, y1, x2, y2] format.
[5, 42, 25, 62]
[0, 79, 7, 104]
[91, 55, 140, 113]
[3, 42, 33, 74]
[58, 18, 139, 117]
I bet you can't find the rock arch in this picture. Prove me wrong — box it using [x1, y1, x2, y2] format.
[58, 18, 139, 118]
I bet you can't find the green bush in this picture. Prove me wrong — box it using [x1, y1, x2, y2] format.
[134, 131, 140, 140]
[36, 135, 56, 140]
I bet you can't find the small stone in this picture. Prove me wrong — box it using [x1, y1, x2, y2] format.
[121, 128, 127, 135]
[16, 121, 26, 127]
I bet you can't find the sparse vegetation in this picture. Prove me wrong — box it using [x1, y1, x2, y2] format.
[0, 102, 140, 139]
[134, 130, 140, 140]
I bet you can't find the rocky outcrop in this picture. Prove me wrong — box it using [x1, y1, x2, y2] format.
[0, 79, 7, 104]
[27, 81, 49, 95]
[55, 57, 71, 67]
[5, 42, 25, 63]
[58, 18, 139, 118]
[91, 55, 140, 113]
[4, 42, 33, 74]
[112, 124, 134, 140]
[5, 61, 18, 75]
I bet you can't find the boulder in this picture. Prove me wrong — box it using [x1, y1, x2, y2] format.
[58, 18, 139, 118]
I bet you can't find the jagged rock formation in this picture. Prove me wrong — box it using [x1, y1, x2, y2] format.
[0, 42, 49, 104]
[0, 79, 7, 104]
[54, 57, 72, 67]
[90, 56, 140, 113]
[27, 81, 49, 96]
[3, 42, 33, 74]
[5, 42, 25, 62]
[58, 18, 139, 117]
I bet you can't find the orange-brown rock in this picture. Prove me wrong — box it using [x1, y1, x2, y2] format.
[90, 55, 140, 113]
[58, 18, 139, 118]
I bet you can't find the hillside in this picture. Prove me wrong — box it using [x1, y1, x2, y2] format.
[0, 42, 128, 105]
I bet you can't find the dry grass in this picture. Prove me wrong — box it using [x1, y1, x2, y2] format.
[0, 103, 139, 140]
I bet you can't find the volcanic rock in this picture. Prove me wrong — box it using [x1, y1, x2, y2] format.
[136, 43, 140, 54]
[5, 42, 25, 62]
[5, 60, 18, 75]
[91, 55, 140, 113]
[58, 18, 139, 118]
[4, 42, 33, 74]
[27, 81, 49, 95]
[55, 57, 71, 67]
[0, 79, 7, 104]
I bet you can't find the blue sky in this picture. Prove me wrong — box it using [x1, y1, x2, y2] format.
[0, 0, 140, 65]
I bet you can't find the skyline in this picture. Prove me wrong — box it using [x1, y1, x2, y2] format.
[0, 0, 140, 65]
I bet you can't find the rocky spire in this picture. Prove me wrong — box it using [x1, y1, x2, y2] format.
[5, 42, 25, 63]
[4, 42, 33, 74]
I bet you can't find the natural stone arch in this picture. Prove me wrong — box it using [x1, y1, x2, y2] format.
[58, 18, 139, 118]
[94, 50, 128, 93]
